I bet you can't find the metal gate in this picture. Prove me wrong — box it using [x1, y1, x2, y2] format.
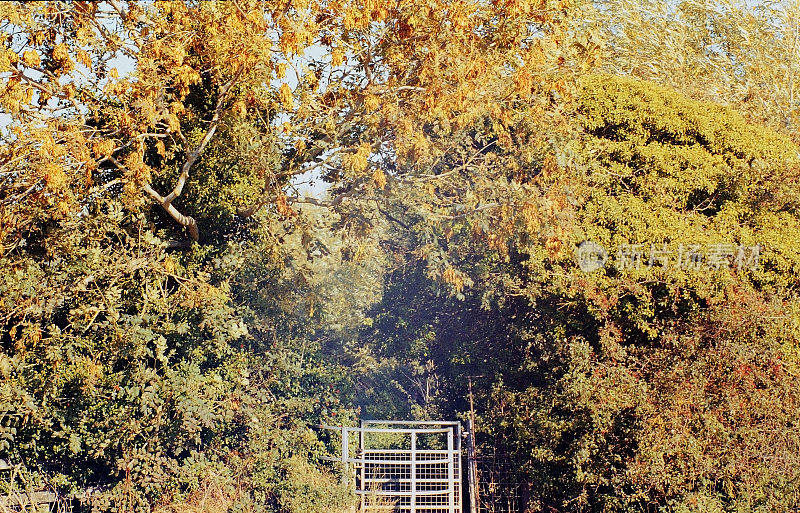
[324, 420, 462, 513]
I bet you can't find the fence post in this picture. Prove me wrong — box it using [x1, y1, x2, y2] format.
[457, 423, 464, 513]
[465, 418, 479, 513]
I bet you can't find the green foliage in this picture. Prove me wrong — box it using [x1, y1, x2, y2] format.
[356, 75, 800, 511]
[3, 1, 800, 511]
[0, 200, 354, 511]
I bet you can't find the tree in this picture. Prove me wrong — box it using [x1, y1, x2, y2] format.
[4, 1, 800, 511]
[585, 0, 800, 139]
[0, 0, 579, 510]
[0, 0, 579, 247]
[357, 74, 800, 511]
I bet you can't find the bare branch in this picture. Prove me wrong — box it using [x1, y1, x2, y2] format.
[142, 182, 200, 241]
[107, 156, 199, 241]
[163, 72, 241, 204]
[287, 196, 334, 207]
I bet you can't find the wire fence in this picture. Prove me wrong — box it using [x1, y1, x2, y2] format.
[475, 448, 523, 513]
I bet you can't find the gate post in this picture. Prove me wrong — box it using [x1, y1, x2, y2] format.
[465, 419, 479, 513]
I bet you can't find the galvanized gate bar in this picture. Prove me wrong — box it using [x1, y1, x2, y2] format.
[411, 431, 417, 513]
[322, 425, 455, 434]
[447, 429, 454, 511]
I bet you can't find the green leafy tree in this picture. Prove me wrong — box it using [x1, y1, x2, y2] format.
[357, 74, 800, 512]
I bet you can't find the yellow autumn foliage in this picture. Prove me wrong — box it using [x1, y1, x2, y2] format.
[21, 49, 40, 67]
[278, 82, 295, 110]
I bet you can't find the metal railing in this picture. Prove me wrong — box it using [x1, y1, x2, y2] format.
[321, 421, 462, 513]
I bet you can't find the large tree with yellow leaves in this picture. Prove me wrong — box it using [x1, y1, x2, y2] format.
[3, 0, 800, 511]
[0, 0, 579, 510]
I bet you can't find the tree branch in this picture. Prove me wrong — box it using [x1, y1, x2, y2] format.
[376, 204, 410, 229]
[142, 183, 199, 240]
[163, 72, 241, 204]
[107, 156, 199, 241]
[434, 203, 500, 220]
[126, 71, 242, 239]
